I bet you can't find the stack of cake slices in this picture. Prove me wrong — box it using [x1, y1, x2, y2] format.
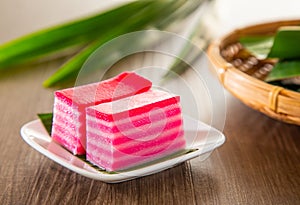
[51, 72, 186, 171]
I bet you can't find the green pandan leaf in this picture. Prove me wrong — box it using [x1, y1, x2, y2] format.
[268, 26, 300, 59]
[37, 113, 53, 135]
[43, 0, 187, 87]
[266, 60, 300, 82]
[239, 35, 274, 58]
[0, 1, 152, 69]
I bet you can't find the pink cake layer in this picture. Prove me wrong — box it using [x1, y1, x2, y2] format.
[85, 89, 185, 171]
[51, 72, 152, 155]
[87, 127, 184, 156]
[87, 115, 182, 145]
[86, 105, 181, 134]
[55, 72, 152, 106]
[87, 92, 180, 122]
[87, 135, 185, 171]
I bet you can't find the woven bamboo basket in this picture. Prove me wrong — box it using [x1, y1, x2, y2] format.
[207, 19, 300, 126]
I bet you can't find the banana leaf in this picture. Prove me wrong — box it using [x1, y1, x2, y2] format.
[239, 35, 274, 59]
[37, 113, 53, 135]
[239, 26, 300, 89]
[240, 26, 300, 60]
[268, 26, 300, 59]
[265, 60, 300, 82]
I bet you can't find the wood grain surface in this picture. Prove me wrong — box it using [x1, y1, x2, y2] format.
[0, 53, 299, 205]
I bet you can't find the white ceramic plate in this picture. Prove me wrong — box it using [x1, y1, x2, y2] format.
[20, 116, 225, 183]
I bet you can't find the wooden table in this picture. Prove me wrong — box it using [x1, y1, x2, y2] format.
[0, 51, 299, 205]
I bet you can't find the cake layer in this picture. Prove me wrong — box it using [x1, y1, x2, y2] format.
[87, 136, 185, 165]
[51, 72, 152, 155]
[86, 136, 186, 171]
[87, 129, 184, 156]
[55, 72, 152, 106]
[52, 132, 85, 154]
[87, 116, 182, 145]
[54, 99, 81, 119]
[86, 105, 181, 134]
[86, 89, 180, 122]
[52, 98, 85, 154]
[86, 105, 181, 130]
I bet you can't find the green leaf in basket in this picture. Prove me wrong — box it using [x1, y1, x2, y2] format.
[268, 26, 300, 59]
[265, 60, 300, 82]
[239, 35, 274, 58]
[37, 113, 53, 135]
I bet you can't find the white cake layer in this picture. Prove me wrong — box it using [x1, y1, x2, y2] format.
[86, 103, 180, 128]
[54, 99, 81, 117]
[86, 114, 182, 141]
[91, 89, 177, 115]
[87, 132, 182, 155]
[87, 132, 185, 163]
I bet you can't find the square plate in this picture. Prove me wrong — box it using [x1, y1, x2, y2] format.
[20, 115, 225, 183]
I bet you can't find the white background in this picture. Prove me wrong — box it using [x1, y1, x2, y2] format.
[214, 0, 300, 34]
[0, 0, 123, 43]
[1, 0, 300, 43]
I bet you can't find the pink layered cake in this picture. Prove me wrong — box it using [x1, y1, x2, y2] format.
[51, 72, 152, 155]
[86, 89, 186, 171]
